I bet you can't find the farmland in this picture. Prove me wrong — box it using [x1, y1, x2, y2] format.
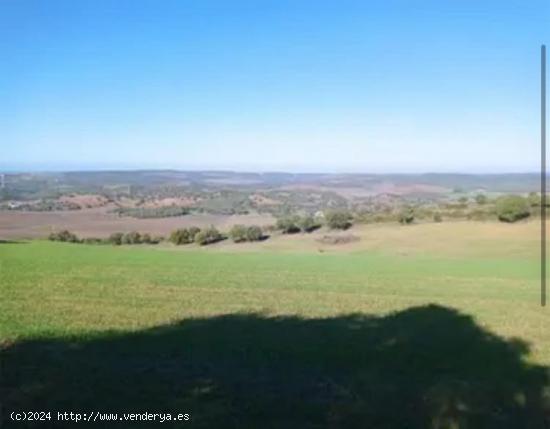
[1, 220, 549, 428]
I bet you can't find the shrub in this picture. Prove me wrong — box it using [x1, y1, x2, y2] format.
[245, 225, 263, 241]
[123, 231, 141, 244]
[496, 195, 531, 223]
[325, 210, 352, 230]
[398, 208, 415, 225]
[298, 215, 319, 232]
[109, 232, 124, 245]
[195, 226, 222, 246]
[48, 230, 79, 243]
[433, 212, 442, 223]
[188, 226, 201, 241]
[229, 224, 248, 243]
[276, 216, 301, 234]
[141, 233, 152, 244]
[170, 228, 195, 245]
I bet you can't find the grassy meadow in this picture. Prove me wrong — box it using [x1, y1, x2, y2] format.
[1, 220, 550, 428]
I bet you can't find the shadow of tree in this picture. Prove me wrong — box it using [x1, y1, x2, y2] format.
[2, 305, 549, 428]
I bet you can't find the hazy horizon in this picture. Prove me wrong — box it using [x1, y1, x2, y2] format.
[0, 162, 544, 176]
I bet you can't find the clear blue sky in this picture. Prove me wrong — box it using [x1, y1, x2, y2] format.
[1, 0, 548, 173]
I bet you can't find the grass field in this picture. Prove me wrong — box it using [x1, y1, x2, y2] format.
[1, 221, 550, 428]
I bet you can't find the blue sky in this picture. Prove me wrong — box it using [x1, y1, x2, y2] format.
[1, 0, 548, 173]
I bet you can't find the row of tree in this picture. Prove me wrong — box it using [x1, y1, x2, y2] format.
[169, 226, 224, 246]
[49, 230, 164, 245]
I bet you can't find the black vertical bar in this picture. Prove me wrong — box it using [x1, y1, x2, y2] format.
[542, 44, 546, 307]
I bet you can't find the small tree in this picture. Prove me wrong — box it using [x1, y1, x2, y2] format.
[48, 230, 79, 243]
[276, 216, 300, 234]
[141, 233, 152, 244]
[398, 208, 415, 225]
[325, 210, 352, 230]
[195, 226, 222, 245]
[496, 195, 530, 222]
[170, 228, 193, 245]
[229, 224, 248, 243]
[123, 231, 141, 244]
[298, 215, 319, 233]
[188, 226, 201, 241]
[108, 232, 124, 245]
[245, 225, 263, 241]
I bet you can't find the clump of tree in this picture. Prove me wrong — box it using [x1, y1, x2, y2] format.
[495, 195, 531, 223]
[122, 231, 142, 244]
[107, 231, 161, 245]
[276, 216, 301, 234]
[398, 207, 415, 225]
[170, 227, 201, 245]
[48, 230, 80, 243]
[194, 226, 223, 246]
[109, 232, 124, 245]
[298, 215, 321, 232]
[229, 224, 264, 243]
[275, 214, 322, 233]
[324, 210, 353, 230]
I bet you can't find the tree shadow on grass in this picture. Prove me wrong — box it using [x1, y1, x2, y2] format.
[2, 305, 549, 428]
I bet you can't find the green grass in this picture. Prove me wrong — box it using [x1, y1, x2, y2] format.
[1, 233, 549, 428]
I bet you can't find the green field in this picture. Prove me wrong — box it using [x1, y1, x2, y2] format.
[1, 222, 550, 428]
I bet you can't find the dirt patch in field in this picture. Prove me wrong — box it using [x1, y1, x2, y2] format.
[59, 194, 109, 209]
[317, 233, 361, 245]
[0, 208, 275, 239]
[140, 197, 199, 208]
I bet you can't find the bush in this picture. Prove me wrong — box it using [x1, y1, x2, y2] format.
[188, 227, 201, 241]
[48, 230, 79, 243]
[433, 212, 442, 223]
[195, 226, 222, 246]
[123, 231, 141, 244]
[229, 225, 264, 243]
[245, 225, 263, 241]
[325, 210, 352, 230]
[276, 216, 301, 234]
[496, 195, 531, 222]
[298, 215, 320, 232]
[170, 228, 197, 245]
[398, 208, 415, 225]
[229, 225, 248, 243]
[109, 232, 124, 245]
